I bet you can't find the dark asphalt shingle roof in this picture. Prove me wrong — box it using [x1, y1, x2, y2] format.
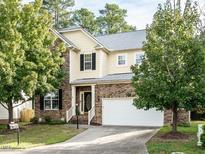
[71, 73, 133, 84]
[96, 30, 146, 51]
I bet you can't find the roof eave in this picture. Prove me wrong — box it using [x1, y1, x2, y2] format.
[59, 27, 111, 51]
[70, 79, 131, 85]
[50, 28, 80, 52]
[110, 48, 143, 52]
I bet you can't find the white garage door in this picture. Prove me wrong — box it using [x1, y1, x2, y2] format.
[102, 98, 164, 127]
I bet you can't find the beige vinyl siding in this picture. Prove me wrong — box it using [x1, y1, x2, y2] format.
[65, 30, 102, 81]
[108, 50, 143, 74]
[98, 50, 108, 77]
[63, 29, 143, 81]
[63, 30, 97, 51]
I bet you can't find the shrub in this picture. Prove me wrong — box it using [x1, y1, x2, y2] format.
[201, 134, 205, 147]
[30, 117, 39, 124]
[177, 122, 191, 127]
[44, 116, 52, 124]
[201, 125, 205, 147]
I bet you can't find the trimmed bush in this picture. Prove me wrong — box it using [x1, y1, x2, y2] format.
[30, 117, 39, 124]
[44, 116, 52, 124]
[201, 125, 205, 147]
[201, 134, 205, 147]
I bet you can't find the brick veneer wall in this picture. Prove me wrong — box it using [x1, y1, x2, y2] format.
[164, 109, 190, 125]
[35, 49, 71, 121]
[92, 83, 135, 124]
[92, 83, 190, 125]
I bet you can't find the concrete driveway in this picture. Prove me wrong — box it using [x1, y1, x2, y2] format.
[1, 126, 158, 154]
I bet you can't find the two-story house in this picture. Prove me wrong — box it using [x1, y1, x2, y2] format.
[35, 26, 190, 127]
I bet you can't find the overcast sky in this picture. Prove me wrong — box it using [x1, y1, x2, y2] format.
[24, 0, 205, 29]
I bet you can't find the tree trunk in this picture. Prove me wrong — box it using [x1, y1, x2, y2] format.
[8, 101, 13, 124]
[172, 102, 178, 132]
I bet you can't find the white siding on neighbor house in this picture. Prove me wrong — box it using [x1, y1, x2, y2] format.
[0, 101, 32, 120]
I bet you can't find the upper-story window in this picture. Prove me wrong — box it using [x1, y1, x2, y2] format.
[44, 91, 59, 110]
[117, 54, 127, 66]
[135, 52, 145, 65]
[80, 53, 96, 71]
[84, 54, 92, 70]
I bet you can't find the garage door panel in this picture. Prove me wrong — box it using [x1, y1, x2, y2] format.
[102, 98, 164, 127]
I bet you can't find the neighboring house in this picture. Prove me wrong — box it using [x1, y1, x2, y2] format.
[35, 26, 190, 127]
[0, 101, 32, 124]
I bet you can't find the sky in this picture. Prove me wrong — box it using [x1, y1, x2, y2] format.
[24, 0, 205, 29]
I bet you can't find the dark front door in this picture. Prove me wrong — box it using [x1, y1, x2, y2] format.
[84, 92, 92, 112]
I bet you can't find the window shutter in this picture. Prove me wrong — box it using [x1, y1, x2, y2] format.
[59, 89, 63, 110]
[80, 54, 84, 71]
[92, 53, 96, 70]
[40, 96, 44, 110]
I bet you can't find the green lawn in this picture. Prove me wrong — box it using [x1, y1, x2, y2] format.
[0, 123, 84, 149]
[147, 121, 205, 154]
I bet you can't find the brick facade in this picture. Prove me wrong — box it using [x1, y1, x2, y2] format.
[92, 83, 135, 124]
[35, 78, 190, 125]
[92, 83, 190, 125]
[164, 109, 190, 125]
[35, 49, 71, 121]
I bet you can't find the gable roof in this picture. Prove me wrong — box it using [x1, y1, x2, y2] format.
[58, 26, 110, 52]
[96, 30, 146, 51]
[50, 28, 80, 51]
[54, 26, 146, 52]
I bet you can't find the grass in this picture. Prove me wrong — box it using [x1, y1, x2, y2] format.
[147, 121, 205, 154]
[0, 123, 84, 149]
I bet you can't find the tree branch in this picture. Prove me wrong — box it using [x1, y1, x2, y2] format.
[13, 98, 32, 108]
[0, 102, 8, 110]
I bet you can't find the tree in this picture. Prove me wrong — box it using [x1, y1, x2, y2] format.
[42, 0, 74, 29]
[131, 0, 205, 133]
[0, 0, 65, 124]
[96, 3, 136, 35]
[71, 8, 98, 34]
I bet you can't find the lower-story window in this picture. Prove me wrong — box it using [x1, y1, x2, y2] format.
[44, 91, 59, 110]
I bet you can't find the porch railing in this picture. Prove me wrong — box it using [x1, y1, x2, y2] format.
[88, 106, 95, 125]
[66, 107, 74, 123]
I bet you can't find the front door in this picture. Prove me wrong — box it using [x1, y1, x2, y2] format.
[80, 92, 92, 114]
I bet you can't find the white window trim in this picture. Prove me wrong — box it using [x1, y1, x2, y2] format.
[79, 91, 91, 114]
[135, 51, 145, 65]
[116, 54, 127, 67]
[84, 53, 92, 71]
[44, 92, 59, 111]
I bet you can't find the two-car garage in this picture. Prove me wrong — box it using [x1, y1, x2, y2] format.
[102, 98, 164, 127]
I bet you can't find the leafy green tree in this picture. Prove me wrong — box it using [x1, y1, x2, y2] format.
[0, 0, 65, 124]
[131, 0, 205, 132]
[42, 0, 74, 29]
[71, 8, 98, 34]
[96, 3, 136, 35]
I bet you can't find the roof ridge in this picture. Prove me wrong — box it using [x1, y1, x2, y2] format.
[96, 29, 146, 38]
